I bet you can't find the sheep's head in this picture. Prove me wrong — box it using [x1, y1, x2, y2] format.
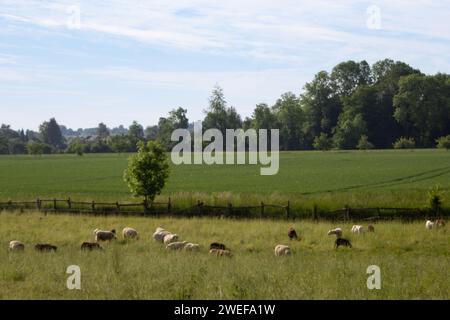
[93, 228, 100, 235]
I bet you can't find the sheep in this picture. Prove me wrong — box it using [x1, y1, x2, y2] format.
[327, 228, 343, 238]
[368, 225, 375, 232]
[153, 229, 171, 242]
[288, 227, 298, 240]
[163, 233, 179, 245]
[210, 242, 227, 250]
[209, 248, 232, 257]
[184, 243, 200, 252]
[274, 244, 291, 256]
[166, 241, 188, 250]
[35, 243, 57, 252]
[122, 227, 139, 240]
[81, 242, 103, 251]
[435, 219, 446, 228]
[335, 238, 352, 249]
[351, 225, 364, 234]
[94, 229, 117, 242]
[9, 240, 25, 252]
[426, 220, 435, 230]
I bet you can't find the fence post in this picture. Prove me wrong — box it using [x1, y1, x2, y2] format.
[116, 201, 120, 213]
[92, 200, 95, 212]
[286, 201, 290, 220]
[197, 200, 202, 216]
[168, 197, 171, 214]
[53, 199, 57, 210]
[313, 204, 318, 222]
[228, 203, 233, 217]
[67, 198, 72, 209]
[37, 198, 41, 210]
[260, 202, 264, 219]
[345, 205, 351, 221]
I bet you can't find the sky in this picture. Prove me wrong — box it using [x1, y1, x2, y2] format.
[1, 0, 450, 131]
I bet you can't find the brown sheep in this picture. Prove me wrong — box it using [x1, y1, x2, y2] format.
[35, 243, 57, 252]
[209, 248, 232, 257]
[81, 242, 103, 251]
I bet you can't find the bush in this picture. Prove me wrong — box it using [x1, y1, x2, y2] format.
[427, 185, 443, 214]
[357, 135, 374, 150]
[313, 133, 333, 151]
[393, 137, 415, 149]
[436, 135, 450, 150]
[27, 141, 53, 155]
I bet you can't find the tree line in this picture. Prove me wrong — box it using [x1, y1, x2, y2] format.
[1, 58, 450, 155]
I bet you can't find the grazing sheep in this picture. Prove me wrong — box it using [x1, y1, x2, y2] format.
[81, 242, 103, 251]
[166, 241, 188, 250]
[153, 229, 171, 242]
[426, 220, 435, 230]
[9, 240, 25, 252]
[35, 243, 57, 252]
[274, 244, 291, 256]
[351, 225, 364, 234]
[288, 227, 298, 240]
[368, 225, 375, 232]
[163, 233, 179, 245]
[94, 229, 117, 242]
[335, 238, 352, 249]
[122, 227, 139, 240]
[209, 248, 232, 257]
[210, 242, 227, 250]
[435, 219, 446, 228]
[327, 228, 343, 238]
[184, 243, 200, 251]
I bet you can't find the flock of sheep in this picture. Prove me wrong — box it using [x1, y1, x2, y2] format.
[7, 219, 446, 255]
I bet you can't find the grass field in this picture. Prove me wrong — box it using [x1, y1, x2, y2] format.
[0, 212, 448, 299]
[0, 150, 449, 210]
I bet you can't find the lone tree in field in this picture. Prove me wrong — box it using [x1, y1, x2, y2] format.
[124, 141, 170, 208]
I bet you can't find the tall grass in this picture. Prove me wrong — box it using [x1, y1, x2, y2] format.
[0, 212, 448, 299]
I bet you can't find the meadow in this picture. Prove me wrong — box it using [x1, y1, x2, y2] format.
[0, 150, 449, 210]
[0, 212, 448, 299]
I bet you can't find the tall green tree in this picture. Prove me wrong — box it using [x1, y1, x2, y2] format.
[39, 118, 64, 149]
[273, 92, 304, 150]
[96, 123, 110, 139]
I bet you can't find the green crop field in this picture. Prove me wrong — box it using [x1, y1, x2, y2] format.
[0, 150, 449, 210]
[0, 212, 448, 299]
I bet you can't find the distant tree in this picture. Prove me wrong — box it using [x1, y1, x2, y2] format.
[128, 121, 145, 151]
[0, 135, 8, 154]
[109, 134, 133, 153]
[330, 60, 372, 97]
[27, 141, 52, 155]
[39, 118, 64, 149]
[393, 137, 415, 149]
[66, 138, 86, 155]
[273, 92, 304, 150]
[333, 114, 367, 149]
[357, 135, 374, 150]
[313, 133, 333, 151]
[157, 107, 189, 150]
[123, 141, 170, 207]
[436, 135, 450, 150]
[145, 125, 159, 141]
[96, 123, 110, 139]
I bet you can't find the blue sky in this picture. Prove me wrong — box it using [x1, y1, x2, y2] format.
[1, 0, 450, 130]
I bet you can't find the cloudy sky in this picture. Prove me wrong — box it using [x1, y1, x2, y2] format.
[1, 0, 450, 130]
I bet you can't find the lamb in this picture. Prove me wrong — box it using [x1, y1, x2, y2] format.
[35, 243, 57, 252]
[163, 233, 179, 245]
[210, 242, 227, 250]
[184, 243, 200, 251]
[351, 225, 364, 234]
[426, 220, 435, 230]
[327, 228, 343, 238]
[122, 227, 139, 240]
[435, 219, 446, 228]
[274, 244, 291, 256]
[166, 241, 188, 250]
[209, 248, 232, 257]
[9, 240, 25, 252]
[368, 225, 375, 232]
[81, 242, 103, 251]
[335, 238, 352, 249]
[288, 227, 298, 240]
[94, 229, 117, 241]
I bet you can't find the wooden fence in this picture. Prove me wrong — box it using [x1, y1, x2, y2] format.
[0, 198, 446, 221]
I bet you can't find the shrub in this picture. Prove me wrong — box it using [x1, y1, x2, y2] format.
[436, 135, 450, 150]
[427, 185, 444, 214]
[393, 137, 415, 149]
[313, 133, 333, 151]
[357, 135, 374, 150]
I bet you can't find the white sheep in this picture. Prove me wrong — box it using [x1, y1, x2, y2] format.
[9, 240, 25, 251]
[94, 229, 117, 241]
[327, 227, 343, 238]
[122, 227, 139, 239]
[426, 220, 435, 230]
[184, 243, 200, 251]
[163, 233, 179, 245]
[351, 225, 364, 234]
[166, 241, 187, 250]
[153, 228, 171, 242]
[274, 244, 291, 256]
